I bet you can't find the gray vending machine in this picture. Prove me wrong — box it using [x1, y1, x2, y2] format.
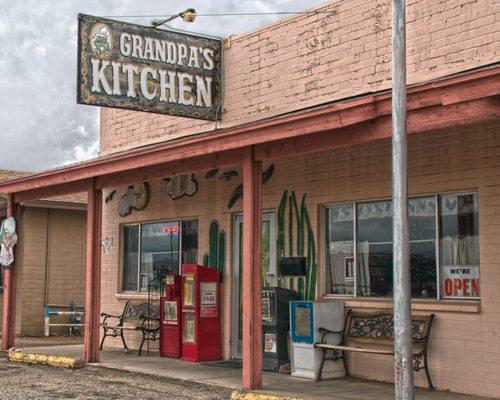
[261, 287, 298, 372]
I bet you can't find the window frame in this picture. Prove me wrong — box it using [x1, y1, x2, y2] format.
[121, 218, 195, 293]
[323, 191, 479, 301]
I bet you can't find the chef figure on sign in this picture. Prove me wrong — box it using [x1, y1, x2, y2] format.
[0, 217, 18, 267]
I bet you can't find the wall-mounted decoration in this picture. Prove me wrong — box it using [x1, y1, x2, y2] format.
[219, 171, 238, 182]
[262, 164, 274, 184]
[205, 169, 219, 180]
[101, 237, 113, 255]
[202, 220, 225, 278]
[105, 190, 116, 203]
[277, 191, 317, 301]
[164, 174, 198, 200]
[228, 185, 243, 210]
[227, 164, 275, 209]
[0, 217, 18, 268]
[117, 182, 150, 217]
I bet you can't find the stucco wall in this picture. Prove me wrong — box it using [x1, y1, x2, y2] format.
[0, 207, 87, 336]
[100, 121, 500, 397]
[99, 0, 500, 156]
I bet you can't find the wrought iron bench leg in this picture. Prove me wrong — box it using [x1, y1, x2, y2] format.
[99, 327, 107, 350]
[342, 350, 349, 376]
[318, 347, 327, 381]
[138, 331, 146, 356]
[120, 329, 128, 350]
[423, 351, 434, 390]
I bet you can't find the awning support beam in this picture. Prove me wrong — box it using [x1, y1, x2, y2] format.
[1, 194, 18, 350]
[242, 146, 263, 390]
[83, 180, 102, 363]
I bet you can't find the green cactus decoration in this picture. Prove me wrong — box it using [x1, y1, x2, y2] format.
[203, 220, 226, 276]
[277, 191, 317, 300]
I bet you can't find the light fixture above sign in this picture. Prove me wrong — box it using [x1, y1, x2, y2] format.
[77, 14, 222, 121]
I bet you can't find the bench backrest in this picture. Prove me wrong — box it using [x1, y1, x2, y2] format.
[344, 309, 434, 346]
[122, 301, 160, 322]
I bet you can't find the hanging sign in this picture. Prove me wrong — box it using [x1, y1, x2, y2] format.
[442, 265, 480, 298]
[77, 14, 222, 121]
[0, 217, 18, 268]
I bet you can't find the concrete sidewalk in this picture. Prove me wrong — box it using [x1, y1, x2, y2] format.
[8, 344, 495, 400]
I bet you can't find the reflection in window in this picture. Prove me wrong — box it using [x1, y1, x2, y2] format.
[122, 220, 198, 292]
[356, 200, 393, 297]
[122, 225, 139, 291]
[140, 221, 180, 291]
[325, 204, 354, 295]
[181, 220, 198, 264]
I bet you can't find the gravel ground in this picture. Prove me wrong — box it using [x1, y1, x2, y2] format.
[0, 357, 233, 400]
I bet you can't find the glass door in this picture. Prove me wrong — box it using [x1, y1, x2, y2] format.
[231, 212, 276, 359]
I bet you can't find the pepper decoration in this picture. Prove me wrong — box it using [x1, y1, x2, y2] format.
[203, 220, 226, 278]
[277, 191, 317, 300]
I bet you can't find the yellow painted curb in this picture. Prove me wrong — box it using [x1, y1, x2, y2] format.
[8, 349, 84, 369]
[231, 390, 304, 400]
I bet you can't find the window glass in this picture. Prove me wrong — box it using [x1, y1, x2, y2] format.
[356, 200, 392, 297]
[140, 221, 180, 291]
[440, 193, 480, 298]
[181, 220, 198, 264]
[122, 225, 139, 291]
[409, 197, 437, 298]
[325, 204, 354, 295]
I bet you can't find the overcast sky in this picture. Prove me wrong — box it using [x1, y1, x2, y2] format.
[0, 0, 327, 172]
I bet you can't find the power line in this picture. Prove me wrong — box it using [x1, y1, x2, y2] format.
[101, 11, 338, 19]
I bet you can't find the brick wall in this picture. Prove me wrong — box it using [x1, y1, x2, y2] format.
[99, 0, 500, 156]
[101, 121, 500, 397]
[0, 207, 87, 336]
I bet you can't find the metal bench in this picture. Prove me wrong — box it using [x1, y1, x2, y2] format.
[315, 309, 435, 389]
[100, 301, 160, 355]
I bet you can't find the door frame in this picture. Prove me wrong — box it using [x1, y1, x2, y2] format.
[231, 210, 277, 359]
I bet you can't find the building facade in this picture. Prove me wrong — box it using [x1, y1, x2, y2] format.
[0, 0, 498, 397]
[96, 0, 499, 396]
[1, 171, 87, 336]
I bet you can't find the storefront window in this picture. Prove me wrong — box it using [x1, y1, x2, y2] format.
[122, 220, 198, 292]
[324, 193, 477, 300]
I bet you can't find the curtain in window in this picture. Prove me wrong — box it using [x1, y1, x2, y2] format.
[441, 236, 480, 265]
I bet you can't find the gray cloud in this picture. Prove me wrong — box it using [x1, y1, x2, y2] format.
[0, 0, 326, 172]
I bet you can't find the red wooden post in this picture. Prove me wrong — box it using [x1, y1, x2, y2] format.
[83, 180, 102, 363]
[242, 146, 263, 390]
[1, 194, 18, 350]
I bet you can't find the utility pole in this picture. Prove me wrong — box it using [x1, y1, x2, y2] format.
[392, 0, 414, 399]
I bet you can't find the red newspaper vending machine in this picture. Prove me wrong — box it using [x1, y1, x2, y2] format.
[160, 274, 183, 358]
[181, 264, 221, 362]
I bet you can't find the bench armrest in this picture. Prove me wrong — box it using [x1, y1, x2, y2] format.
[317, 326, 344, 344]
[101, 313, 123, 325]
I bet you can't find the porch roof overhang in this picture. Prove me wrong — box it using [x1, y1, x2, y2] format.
[1, 64, 499, 203]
